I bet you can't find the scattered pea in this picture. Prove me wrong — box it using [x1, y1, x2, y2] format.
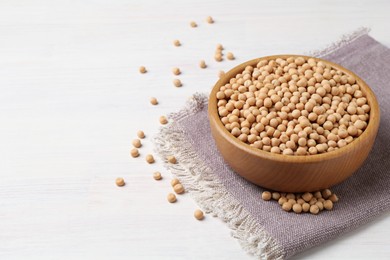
[310, 205, 320, 215]
[115, 177, 125, 187]
[282, 202, 292, 212]
[139, 66, 147, 73]
[132, 139, 142, 148]
[190, 21, 197, 27]
[226, 52, 235, 60]
[173, 183, 185, 194]
[292, 203, 302, 214]
[323, 200, 334, 210]
[146, 154, 155, 164]
[167, 193, 177, 203]
[160, 116, 168, 125]
[167, 155, 177, 164]
[150, 97, 158, 105]
[194, 209, 204, 220]
[173, 79, 182, 87]
[261, 191, 272, 201]
[173, 39, 181, 47]
[206, 16, 214, 24]
[171, 178, 180, 187]
[130, 148, 139, 158]
[172, 67, 181, 75]
[216, 56, 370, 155]
[199, 60, 207, 69]
[153, 171, 162, 180]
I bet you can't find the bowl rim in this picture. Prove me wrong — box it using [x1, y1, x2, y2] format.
[209, 54, 380, 163]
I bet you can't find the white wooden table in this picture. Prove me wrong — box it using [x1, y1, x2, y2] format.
[1, 0, 389, 259]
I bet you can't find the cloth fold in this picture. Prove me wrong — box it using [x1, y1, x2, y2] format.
[154, 31, 390, 259]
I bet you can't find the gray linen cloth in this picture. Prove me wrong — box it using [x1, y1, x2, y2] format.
[154, 32, 390, 259]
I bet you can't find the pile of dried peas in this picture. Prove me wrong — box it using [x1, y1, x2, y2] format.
[216, 56, 370, 155]
[262, 189, 338, 214]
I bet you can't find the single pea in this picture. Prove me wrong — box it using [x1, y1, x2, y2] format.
[153, 172, 162, 180]
[173, 79, 182, 87]
[282, 202, 293, 212]
[115, 177, 125, 187]
[226, 52, 235, 60]
[323, 200, 334, 210]
[310, 205, 320, 215]
[173, 183, 185, 194]
[199, 60, 207, 69]
[167, 193, 177, 203]
[272, 192, 281, 200]
[261, 191, 272, 201]
[171, 178, 180, 187]
[160, 116, 168, 125]
[167, 155, 177, 164]
[173, 39, 181, 47]
[139, 66, 147, 73]
[132, 139, 142, 148]
[130, 148, 139, 158]
[206, 16, 214, 24]
[146, 154, 155, 164]
[172, 67, 181, 75]
[292, 203, 302, 214]
[194, 209, 204, 220]
[150, 97, 158, 105]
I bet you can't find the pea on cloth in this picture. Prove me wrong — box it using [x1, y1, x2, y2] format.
[154, 29, 390, 259]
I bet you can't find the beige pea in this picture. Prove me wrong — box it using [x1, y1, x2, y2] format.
[167, 193, 177, 203]
[171, 178, 180, 187]
[292, 203, 302, 214]
[160, 116, 168, 125]
[302, 192, 313, 202]
[172, 67, 181, 75]
[215, 53, 223, 62]
[153, 171, 162, 180]
[302, 203, 310, 212]
[310, 205, 320, 215]
[132, 138, 142, 148]
[173, 183, 185, 194]
[226, 52, 235, 60]
[321, 189, 332, 199]
[130, 148, 139, 158]
[278, 197, 288, 205]
[146, 154, 155, 164]
[315, 201, 324, 211]
[282, 202, 293, 212]
[262, 191, 272, 201]
[139, 66, 147, 73]
[199, 60, 207, 69]
[329, 193, 339, 203]
[218, 70, 225, 78]
[194, 209, 204, 220]
[173, 79, 182, 87]
[167, 155, 177, 164]
[173, 39, 181, 47]
[115, 177, 125, 187]
[323, 200, 334, 210]
[272, 192, 281, 200]
[206, 16, 214, 24]
[150, 97, 158, 105]
[190, 21, 197, 27]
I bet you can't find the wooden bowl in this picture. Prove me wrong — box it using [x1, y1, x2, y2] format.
[208, 55, 380, 192]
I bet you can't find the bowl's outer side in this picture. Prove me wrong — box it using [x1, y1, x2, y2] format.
[208, 55, 380, 192]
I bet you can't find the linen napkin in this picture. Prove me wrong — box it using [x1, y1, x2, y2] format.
[154, 30, 390, 259]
